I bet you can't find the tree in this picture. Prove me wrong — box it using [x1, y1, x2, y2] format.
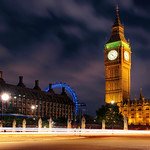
[96, 103, 124, 129]
[84, 114, 95, 124]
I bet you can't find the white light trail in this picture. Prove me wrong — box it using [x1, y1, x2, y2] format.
[0, 128, 150, 136]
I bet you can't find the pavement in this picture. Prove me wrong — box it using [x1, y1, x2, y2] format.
[0, 134, 150, 150]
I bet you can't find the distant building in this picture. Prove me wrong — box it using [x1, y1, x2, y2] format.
[0, 71, 74, 120]
[104, 7, 150, 125]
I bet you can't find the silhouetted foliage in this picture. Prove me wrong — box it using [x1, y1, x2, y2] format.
[84, 114, 95, 124]
[96, 103, 124, 129]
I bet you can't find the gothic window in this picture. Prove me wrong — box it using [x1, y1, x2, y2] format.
[110, 83, 113, 90]
[115, 82, 117, 89]
[115, 69, 118, 77]
[146, 113, 149, 116]
[110, 70, 112, 77]
[108, 83, 110, 90]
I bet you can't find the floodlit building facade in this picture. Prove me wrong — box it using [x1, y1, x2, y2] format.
[0, 71, 74, 120]
[121, 92, 150, 125]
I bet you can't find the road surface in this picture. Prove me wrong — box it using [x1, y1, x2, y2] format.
[0, 134, 150, 150]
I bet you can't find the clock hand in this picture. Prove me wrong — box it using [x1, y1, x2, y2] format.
[111, 54, 114, 58]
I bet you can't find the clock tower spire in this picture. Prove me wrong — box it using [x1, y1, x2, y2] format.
[114, 5, 122, 26]
[107, 6, 127, 44]
[104, 6, 131, 105]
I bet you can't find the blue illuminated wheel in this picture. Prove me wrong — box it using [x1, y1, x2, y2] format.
[45, 83, 78, 115]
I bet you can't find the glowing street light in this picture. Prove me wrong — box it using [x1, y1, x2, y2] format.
[31, 105, 37, 118]
[1, 92, 11, 125]
[110, 100, 115, 104]
[1, 93, 10, 102]
[31, 105, 36, 110]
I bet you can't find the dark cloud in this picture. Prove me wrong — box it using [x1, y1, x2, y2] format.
[0, 0, 150, 115]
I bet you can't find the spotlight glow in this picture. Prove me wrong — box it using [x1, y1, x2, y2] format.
[1, 93, 10, 101]
[110, 100, 115, 104]
[31, 105, 36, 110]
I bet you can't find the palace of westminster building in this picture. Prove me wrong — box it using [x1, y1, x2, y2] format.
[104, 7, 150, 125]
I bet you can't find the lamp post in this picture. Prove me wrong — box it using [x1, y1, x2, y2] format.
[31, 105, 38, 114]
[31, 105, 36, 111]
[31, 105, 38, 121]
[31, 105, 36, 116]
[110, 100, 115, 105]
[1, 93, 10, 125]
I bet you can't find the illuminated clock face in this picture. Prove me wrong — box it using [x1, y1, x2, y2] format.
[108, 50, 118, 60]
[124, 51, 129, 61]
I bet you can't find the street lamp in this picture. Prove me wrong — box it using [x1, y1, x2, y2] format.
[1, 93, 10, 102]
[1, 92, 10, 125]
[31, 105, 36, 110]
[31, 105, 37, 126]
[111, 100, 115, 104]
[31, 105, 36, 116]
[31, 105, 38, 117]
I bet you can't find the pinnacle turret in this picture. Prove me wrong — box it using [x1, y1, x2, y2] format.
[139, 88, 144, 100]
[113, 5, 122, 27]
[106, 5, 127, 44]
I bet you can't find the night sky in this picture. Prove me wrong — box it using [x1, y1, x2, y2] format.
[0, 0, 150, 115]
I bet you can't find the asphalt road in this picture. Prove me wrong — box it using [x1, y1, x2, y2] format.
[0, 135, 150, 150]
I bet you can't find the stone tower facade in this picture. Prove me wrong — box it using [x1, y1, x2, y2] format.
[104, 7, 131, 105]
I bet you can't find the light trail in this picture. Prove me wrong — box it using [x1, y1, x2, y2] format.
[0, 128, 150, 136]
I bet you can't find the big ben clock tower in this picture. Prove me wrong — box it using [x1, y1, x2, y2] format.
[104, 7, 131, 104]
